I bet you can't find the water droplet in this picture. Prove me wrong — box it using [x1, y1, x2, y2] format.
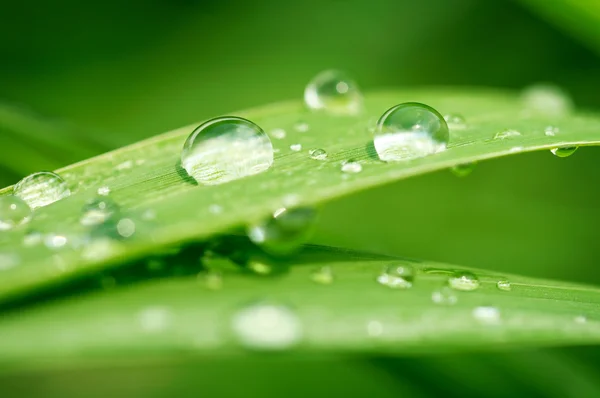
[116, 218, 136, 238]
[341, 160, 362, 173]
[432, 286, 458, 305]
[309, 148, 328, 160]
[247, 207, 317, 256]
[294, 122, 310, 133]
[0, 196, 31, 230]
[311, 266, 334, 285]
[494, 129, 521, 140]
[290, 144, 302, 152]
[208, 204, 223, 214]
[44, 233, 70, 250]
[13, 171, 71, 209]
[138, 306, 172, 333]
[0, 253, 20, 271]
[231, 302, 302, 350]
[496, 280, 511, 291]
[376, 263, 415, 289]
[270, 128, 286, 140]
[374, 102, 449, 161]
[544, 126, 559, 137]
[551, 146, 578, 158]
[450, 162, 476, 177]
[97, 186, 111, 196]
[444, 114, 466, 130]
[522, 84, 573, 116]
[472, 306, 500, 324]
[304, 70, 362, 115]
[448, 271, 480, 291]
[80, 197, 120, 226]
[181, 116, 274, 185]
[574, 315, 587, 324]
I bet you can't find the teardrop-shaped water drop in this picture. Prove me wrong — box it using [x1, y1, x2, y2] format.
[376, 263, 415, 289]
[181, 116, 274, 185]
[0, 196, 31, 230]
[304, 70, 362, 115]
[231, 302, 302, 351]
[448, 271, 480, 291]
[550, 146, 578, 158]
[14, 171, 70, 209]
[374, 102, 449, 161]
[248, 207, 317, 256]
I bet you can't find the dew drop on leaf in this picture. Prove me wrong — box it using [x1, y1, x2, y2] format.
[448, 271, 480, 291]
[304, 70, 363, 115]
[97, 186, 111, 196]
[309, 148, 328, 160]
[494, 129, 521, 140]
[231, 302, 302, 351]
[574, 315, 587, 324]
[14, 171, 71, 209]
[496, 279, 511, 291]
[550, 146, 578, 158]
[290, 144, 302, 152]
[181, 116, 274, 185]
[374, 102, 449, 161]
[341, 160, 362, 174]
[0, 195, 31, 231]
[376, 263, 415, 289]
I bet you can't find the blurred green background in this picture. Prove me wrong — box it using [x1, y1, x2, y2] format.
[2, 0, 600, 396]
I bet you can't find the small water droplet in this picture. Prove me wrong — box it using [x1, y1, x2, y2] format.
[247, 207, 317, 256]
[444, 114, 467, 130]
[341, 160, 362, 173]
[0, 196, 31, 230]
[294, 122, 310, 133]
[44, 233, 70, 250]
[522, 84, 573, 116]
[311, 266, 334, 285]
[138, 306, 172, 333]
[374, 102, 449, 161]
[472, 306, 500, 324]
[574, 315, 587, 324]
[80, 197, 120, 226]
[551, 146, 578, 158]
[496, 280, 511, 291]
[0, 252, 20, 271]
[376, 263, 415, 289]
[97, 186, 111, 196]
[208, 204, 223, 214]
[116, 218, 136, 238]
[181, 116, 274, 185]
[270, 128, 286, 140]
[14, 171, 71, 209]
[290, 144, 302, 152]
[309, 148, 328, 160]
[494, 130, 521, 140]
[432, 286, 458, 305]
[448, 271, 480, 291]
[304, 70, 362, 115]
[231, 302, 302, 350]
[450, 162, 476, 177]
[544, 126, 559, 137]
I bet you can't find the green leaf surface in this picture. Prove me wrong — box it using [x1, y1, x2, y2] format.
[1, 88, 599, 305]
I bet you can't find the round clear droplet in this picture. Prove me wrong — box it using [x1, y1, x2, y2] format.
[341, 160, 362, 174]
[450, 162, 476, 177]
[309, 148, 328, 160]
[448, 271, 480, 291]
[376, 263, 415, 289]
[247, 207, 317, 256]
[14, 171, 71, 209]
[181, 116, 274, 185]
[374, 102, 449, 161]
[0, 196, 31, 230]
[304, 70, 363, 115]
[231, 302, 302, 351]
[496, 280, 511, 291]
[80, 197, 120, 226]
[550, 146, 578, 158]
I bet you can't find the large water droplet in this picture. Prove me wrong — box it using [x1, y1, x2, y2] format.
[432, 286, 457, 305]
[304, 70, 362, 115]
[80, 197, 120, 226]
[309, 148, 328, 160]
[0, 196, 31, 230]
[551, 146, 578, 158]
[374, 102, 449, 161]
[450, 162, 476, 177]
[448, 271, 480, 291]
[376, 263, 415, 289]
[181, 116, 274, 185]
[247, 207, 317, 256]
[496, 279, 511, 291]
[14, 171, 71, 209]
[231, 302, 302, 350]
[522, 84, 573, 116]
